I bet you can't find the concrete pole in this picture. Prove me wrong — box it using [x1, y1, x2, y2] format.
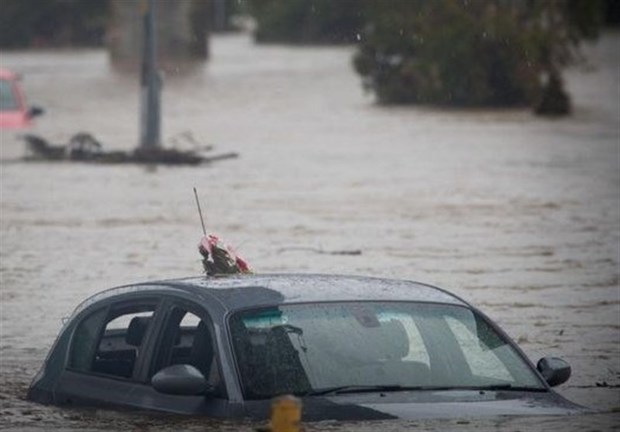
[108, 0, 209, 71]
[213, 0, 227, 32]
[139, 0, 161, 150]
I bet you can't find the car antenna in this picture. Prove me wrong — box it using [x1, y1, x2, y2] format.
[193, 187, 207, 236]
[193, 187, 252, 276]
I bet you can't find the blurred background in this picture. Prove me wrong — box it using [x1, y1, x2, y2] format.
[0, 1, 619, 431]
[1, 0, 619, 111]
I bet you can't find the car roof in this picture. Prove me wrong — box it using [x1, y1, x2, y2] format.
[77, 274, 468, 315]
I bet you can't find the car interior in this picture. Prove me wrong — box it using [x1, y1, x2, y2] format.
[92, 314, 153, 378]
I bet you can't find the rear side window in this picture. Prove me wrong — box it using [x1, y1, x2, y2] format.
[69, 308, 107, 371]
[68, 302, 157, 380]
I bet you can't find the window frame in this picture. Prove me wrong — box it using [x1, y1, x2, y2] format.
[148, 297, 228, 399]
[66, 297, 163, 383]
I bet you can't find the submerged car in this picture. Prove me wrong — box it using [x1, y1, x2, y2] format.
[0, 68, 43, 129]
[28, 274, 585, 420]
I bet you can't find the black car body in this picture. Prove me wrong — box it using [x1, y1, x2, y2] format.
[28, 274, 586, 420]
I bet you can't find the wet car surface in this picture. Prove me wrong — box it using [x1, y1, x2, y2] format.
[28, 274, 585, 421]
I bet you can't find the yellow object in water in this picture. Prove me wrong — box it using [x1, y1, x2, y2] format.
[271, 395, 302, 432]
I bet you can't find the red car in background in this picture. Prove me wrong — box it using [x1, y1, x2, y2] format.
[0, 68, 43, 129]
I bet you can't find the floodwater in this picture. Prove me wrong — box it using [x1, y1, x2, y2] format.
[1, 31, 618, 431]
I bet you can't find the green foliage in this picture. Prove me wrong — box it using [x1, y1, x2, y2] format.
[0, 0, 109, 48]
[567, 0, 606, 39]
[353, 0, 605, 109]
[247, 0, 365, 44]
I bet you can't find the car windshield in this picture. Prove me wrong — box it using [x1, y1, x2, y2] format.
[0, 79, 18, 111]
[229, 302, 544, 399]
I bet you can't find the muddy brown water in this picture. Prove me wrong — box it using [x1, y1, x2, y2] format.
[1, 32, 618, 431]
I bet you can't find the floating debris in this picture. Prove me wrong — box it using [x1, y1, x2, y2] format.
[277, 246, 362, 256]
[21, 132, 238, 166]
[22, 134, 65, 160]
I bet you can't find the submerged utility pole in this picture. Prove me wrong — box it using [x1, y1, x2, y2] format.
[139, 0, 161, 150]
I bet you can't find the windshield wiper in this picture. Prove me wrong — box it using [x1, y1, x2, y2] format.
[303, 384, 546, 396]
[303, 384, 427, 396]
[470, 384, 547, 392]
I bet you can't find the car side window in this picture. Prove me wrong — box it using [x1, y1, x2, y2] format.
[68, 302, 157, 380]
[150, 306, 224, 397]
[68, 308, 107, 372]
[0, 79, 18, 111]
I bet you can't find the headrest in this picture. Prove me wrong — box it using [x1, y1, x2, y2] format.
[190, 321, 215, 376]
[380, 319, 410, 360]
[308, 317, 410, 363]
[191, 321, 212, 353]
[344, 319, 410, 362]
[126, 316, 151, 346]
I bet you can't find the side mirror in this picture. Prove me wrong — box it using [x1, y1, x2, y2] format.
[152, 364, 211, 396]
[28, 106, 44, 118]
[537, 357, 571, 387]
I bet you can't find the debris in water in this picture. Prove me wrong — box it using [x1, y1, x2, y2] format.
[21, 132, 238, 166]
[277, 246, 362, 256]
[22, 134, 65, 160]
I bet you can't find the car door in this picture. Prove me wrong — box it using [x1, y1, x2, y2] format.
[54, 297, 163, 409]
[131, 298, 233, 417]
[55, 294, 234, 416]
[128, 298, 231, 417]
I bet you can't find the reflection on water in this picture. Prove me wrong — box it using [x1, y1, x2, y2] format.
[0, 32, 619, 430]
